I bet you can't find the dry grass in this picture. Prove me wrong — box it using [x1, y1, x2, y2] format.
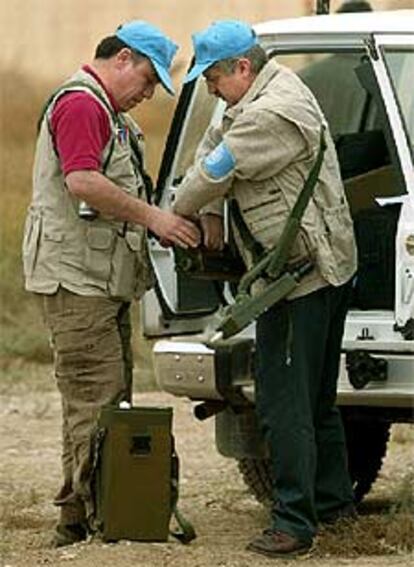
[317, 512, 414, 557]
[0, 69, 51, 361]
[0, 487, 47, 531]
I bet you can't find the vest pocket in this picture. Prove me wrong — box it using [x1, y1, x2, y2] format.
[85, 226, 114, 281]
[22, 212, 42, 277]
[318, 204, 356, 284]
[109, 231, 142, 300]
[241, 195, 289, 249]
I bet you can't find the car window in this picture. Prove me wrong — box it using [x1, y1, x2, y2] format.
[382, 47, 414, 161]
[297, 52, 377, 138]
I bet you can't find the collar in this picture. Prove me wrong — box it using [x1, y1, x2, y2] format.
[82, 64, 120, 113]
[224, 59, 281, 121]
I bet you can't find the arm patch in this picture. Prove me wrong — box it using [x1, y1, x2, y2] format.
[202, 142, 236, 180]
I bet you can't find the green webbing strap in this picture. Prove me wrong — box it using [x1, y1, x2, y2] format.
[266, 126, 327, 278]
[238, 127, 327, 294]
[170, 447, 197, 544]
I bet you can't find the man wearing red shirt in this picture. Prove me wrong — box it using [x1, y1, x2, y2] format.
[23, 20, 200, 547]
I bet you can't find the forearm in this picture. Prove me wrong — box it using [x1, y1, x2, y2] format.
[173, 163, 231, 216]
[66, 170, 201, 248]
[66, 170, 158, 230]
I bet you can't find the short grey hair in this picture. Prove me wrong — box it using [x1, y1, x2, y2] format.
[211, 44, 268, 76]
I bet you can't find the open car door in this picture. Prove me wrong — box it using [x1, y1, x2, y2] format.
[142, 77, 228, 337]
[371, 34, 414, 330]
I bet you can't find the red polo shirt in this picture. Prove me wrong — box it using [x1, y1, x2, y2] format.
[50, 65, 119, 175]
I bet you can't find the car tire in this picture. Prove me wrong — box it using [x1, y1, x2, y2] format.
[237, 412, 391, 505]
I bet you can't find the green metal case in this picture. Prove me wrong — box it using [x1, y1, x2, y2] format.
[95, 405, 173, 542]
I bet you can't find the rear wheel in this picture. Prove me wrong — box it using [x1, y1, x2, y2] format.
[237, 413, 391, 505]
[341, 412, 391, 503]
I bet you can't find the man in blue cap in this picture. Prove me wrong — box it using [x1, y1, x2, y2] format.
[174, 19, 357, 558]
[22, 20, 200, 547]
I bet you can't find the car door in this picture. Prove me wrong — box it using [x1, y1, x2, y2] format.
[372, 34, 414, 330]
[340, 32, 414, 339]
[142, 76, 228, 337]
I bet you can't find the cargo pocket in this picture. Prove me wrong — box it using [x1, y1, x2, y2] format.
[22, 212, 42, 277]
[50, 307, 123, 399]
[49, 309, 96, 381]
[242, 194, 289, 249]
[318, 204, 356, 284]
[85, 226, 114, 281]
[288, 228, 316, 266]
[109, 231, 142, 300]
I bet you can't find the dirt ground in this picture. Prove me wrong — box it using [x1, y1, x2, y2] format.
[0, 361, 413, 567]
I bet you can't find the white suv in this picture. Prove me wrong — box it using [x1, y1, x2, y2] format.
[142, 10, 414, 505]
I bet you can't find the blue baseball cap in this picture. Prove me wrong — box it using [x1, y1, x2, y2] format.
[184, 20, 258, 84]
[116, 21, 178, 95]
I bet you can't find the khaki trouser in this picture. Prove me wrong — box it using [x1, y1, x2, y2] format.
[40, 288, 133, 526]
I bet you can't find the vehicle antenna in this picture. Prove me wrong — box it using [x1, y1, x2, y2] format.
[316, 0, 330, 14]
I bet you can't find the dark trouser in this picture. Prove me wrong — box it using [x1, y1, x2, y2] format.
[255, 282, 354, 543]
[40, 288, 133, 527]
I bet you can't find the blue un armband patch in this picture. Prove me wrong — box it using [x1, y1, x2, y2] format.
[202, 142, 236, 180]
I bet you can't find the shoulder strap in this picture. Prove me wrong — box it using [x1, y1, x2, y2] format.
[126, 124, 154, 204]
[236, 127, 327, 294]
[37, 79, 118, 133]
[228, 199, 264, 263]
[37, 80, 118, 174]
[229, 127, 326, 281]
[266, 126, 326, 279]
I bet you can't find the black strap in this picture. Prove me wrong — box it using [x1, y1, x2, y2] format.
[228, 199, 264, 263]
[169, 442, 197, 544]
[359, 91, 373, 133]
[127, 124, 154, 205]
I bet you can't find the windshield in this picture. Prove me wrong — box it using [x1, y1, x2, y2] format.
[382, 47, 414, 160]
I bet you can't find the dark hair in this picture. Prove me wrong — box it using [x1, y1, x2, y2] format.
[336, 0, 373, 13]
[95, 36, 126, 58]
[94, 35, 146, 62]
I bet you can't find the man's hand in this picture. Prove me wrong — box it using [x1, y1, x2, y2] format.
[200, 214, 224, 251]
[65, 170, 201, 249]
[148, 208, 201, 249]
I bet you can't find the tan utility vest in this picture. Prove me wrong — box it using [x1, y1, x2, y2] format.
[22, 69, 153, 301]
[176, 60, 357, 298]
